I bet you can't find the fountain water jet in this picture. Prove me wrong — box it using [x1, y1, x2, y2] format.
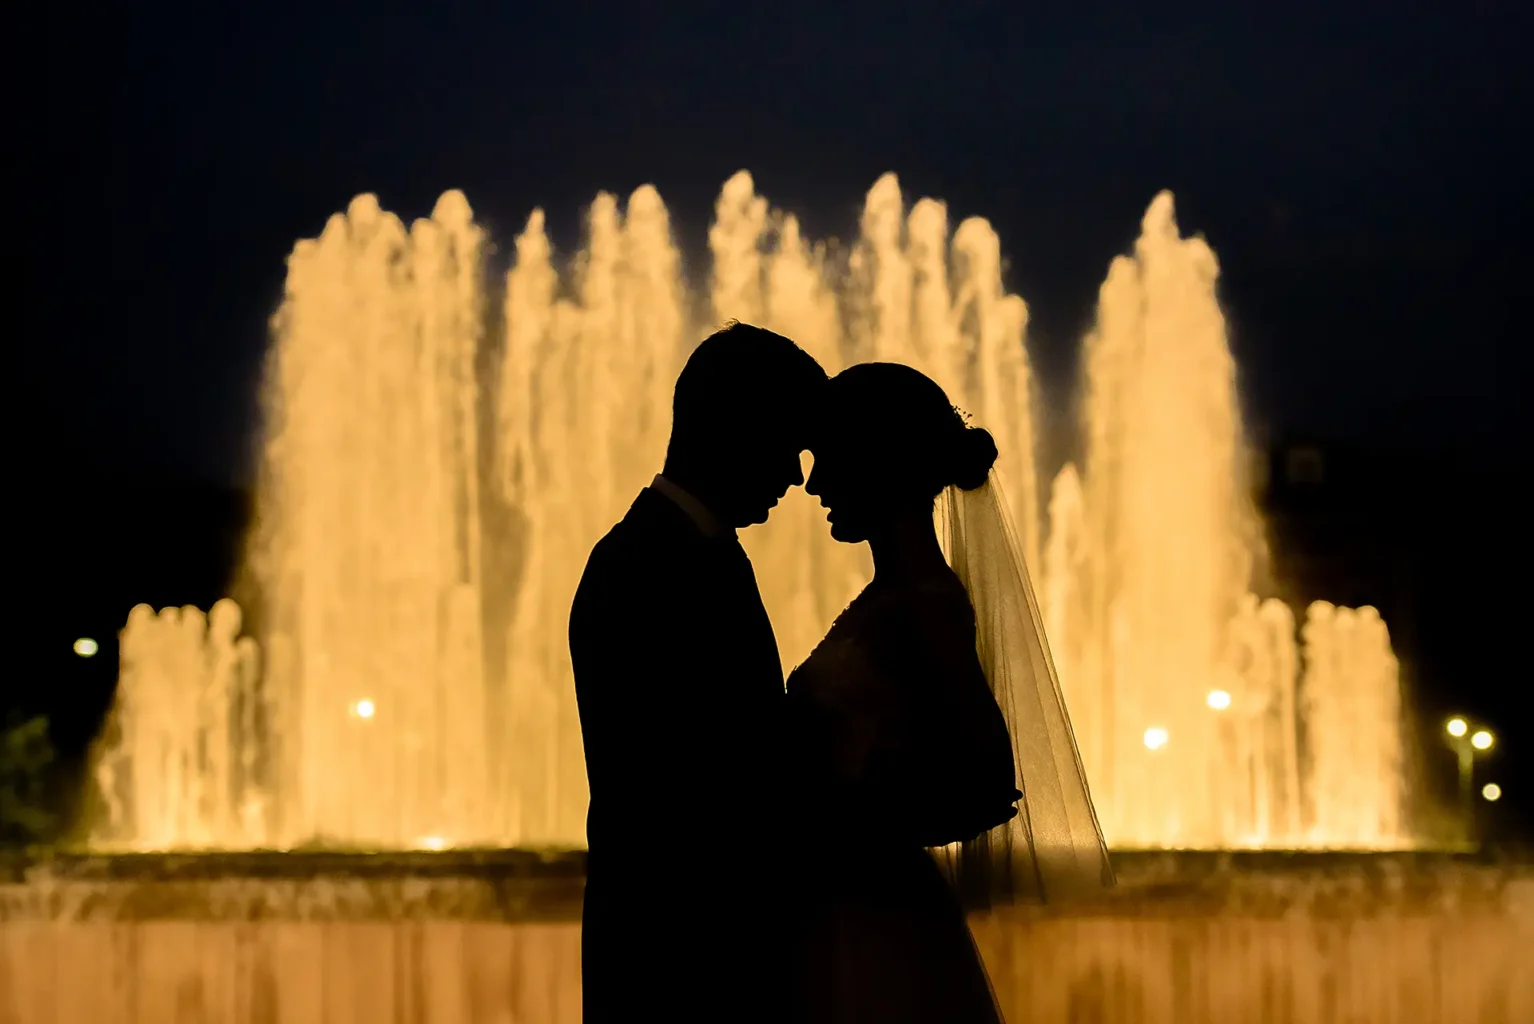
[91, 174, 1407, 852]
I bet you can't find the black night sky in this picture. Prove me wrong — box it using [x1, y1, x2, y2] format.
[18, 3, 1534, 833]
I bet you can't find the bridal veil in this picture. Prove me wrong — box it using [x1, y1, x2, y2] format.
[934, 474, 1115, 906]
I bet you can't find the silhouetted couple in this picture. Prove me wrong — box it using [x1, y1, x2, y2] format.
[569, 323, 1113, 1023]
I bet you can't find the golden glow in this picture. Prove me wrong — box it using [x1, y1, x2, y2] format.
[1447, 717, 1469, 738]
[89, 174, 1405, 853]
[1047, 192, 1403, 850]
[416, 835, 449, 850]
[73, 637, 98, 658]
[1471, 730, 1494, 751]
[1481, 783, 1502, 802]
[93, 601, 261, 847]
[1206, 690, 1232, 711]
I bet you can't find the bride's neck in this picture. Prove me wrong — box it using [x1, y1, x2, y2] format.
[867, 508, 948, 585]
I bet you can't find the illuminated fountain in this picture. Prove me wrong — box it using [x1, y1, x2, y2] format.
[91, 173, 1405, 852]
[96, 600, 263, 847]
[31, 174, 1529, 1024]
[1041, 196, 1403, 848]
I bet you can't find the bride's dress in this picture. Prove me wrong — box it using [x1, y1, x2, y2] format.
[787, 569, 1015, 1024]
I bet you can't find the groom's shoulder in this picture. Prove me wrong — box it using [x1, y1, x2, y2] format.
[582, 490, 682, 577]
[585, 516, 646, 571]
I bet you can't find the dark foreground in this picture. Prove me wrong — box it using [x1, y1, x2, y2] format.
[2, 849, 1531, 1023]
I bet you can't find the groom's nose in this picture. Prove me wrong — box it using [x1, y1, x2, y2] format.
[774, 459, 803, 500]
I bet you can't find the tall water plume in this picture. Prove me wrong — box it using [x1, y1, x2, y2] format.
[259, 191, 489, 846]
[1044, 194, 1257, 843]
[1042, 195, 1403, 847]
[92, 174, 1406, 851]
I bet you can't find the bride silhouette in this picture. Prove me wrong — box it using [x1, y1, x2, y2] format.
[787, 361, 1114, 1022]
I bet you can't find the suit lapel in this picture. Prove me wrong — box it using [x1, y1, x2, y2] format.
[719, 538, 784, 687]
[624, 488, 784, 693]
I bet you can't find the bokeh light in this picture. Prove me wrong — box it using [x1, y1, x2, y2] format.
[1206, 690, 1232, 710]
[1471, 730, 1494, 751]
[1446, 717, 1468, 738]
[1482, 783, 1502, 802]
[74, 637, 99, 658]
[1143, 727, 1169, 751]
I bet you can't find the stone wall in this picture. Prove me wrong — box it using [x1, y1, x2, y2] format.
[3, 851, 1531, 1023]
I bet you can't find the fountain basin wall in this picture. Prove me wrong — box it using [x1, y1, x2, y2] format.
[2, 850, 1530, 1024]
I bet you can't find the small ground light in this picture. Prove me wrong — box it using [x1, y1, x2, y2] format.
[1482, 783, 1502, 802]
[74, 637, 99, 658]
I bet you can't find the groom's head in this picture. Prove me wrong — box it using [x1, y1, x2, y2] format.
[663, 322, 827, 528]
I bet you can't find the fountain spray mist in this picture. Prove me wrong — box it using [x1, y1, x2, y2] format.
[92, 174, 1406, 851]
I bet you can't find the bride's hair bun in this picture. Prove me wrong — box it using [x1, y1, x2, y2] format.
[950, 426, 998, 491]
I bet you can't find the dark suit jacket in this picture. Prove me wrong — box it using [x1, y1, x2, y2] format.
[570, 486, 798, 1021]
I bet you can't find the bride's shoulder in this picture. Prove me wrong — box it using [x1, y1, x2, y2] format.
[797, 571, 971, 666]
[893, 568, 975, 623]
[829, 572, 970, 632]
[848, 571, 976, 664]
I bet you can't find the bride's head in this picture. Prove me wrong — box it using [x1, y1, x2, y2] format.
[807, 362, 997, 544]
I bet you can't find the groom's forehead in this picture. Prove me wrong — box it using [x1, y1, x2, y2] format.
[735, 386, 824, 436]
[724, 406, 813, 453]
[804, 398, 857, 446]
[796, 397, 842, 449]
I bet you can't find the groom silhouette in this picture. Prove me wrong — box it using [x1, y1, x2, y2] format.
[569, 322, 827, 1021]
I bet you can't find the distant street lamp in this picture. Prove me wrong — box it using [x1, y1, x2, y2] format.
[1445, 715, 1497, 843]
[1482, 783, 1502, 802]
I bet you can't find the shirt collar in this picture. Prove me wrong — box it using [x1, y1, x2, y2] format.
[650, 474, 734, 540]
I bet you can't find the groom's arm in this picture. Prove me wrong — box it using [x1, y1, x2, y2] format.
[571, 541, 748, 839]
[779, 695, 857, 845]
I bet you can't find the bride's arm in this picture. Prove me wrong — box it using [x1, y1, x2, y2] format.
[861, 593, 1020, 846]
[778, 590, 1017, 847]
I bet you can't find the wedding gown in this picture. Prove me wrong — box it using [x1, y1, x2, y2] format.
[787, 569, 1015, 1024]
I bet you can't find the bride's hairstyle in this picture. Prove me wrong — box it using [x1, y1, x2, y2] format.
[824, 362, 998, 497]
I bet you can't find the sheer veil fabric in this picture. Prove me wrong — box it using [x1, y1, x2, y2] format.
[934, 473, 1115, 907]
